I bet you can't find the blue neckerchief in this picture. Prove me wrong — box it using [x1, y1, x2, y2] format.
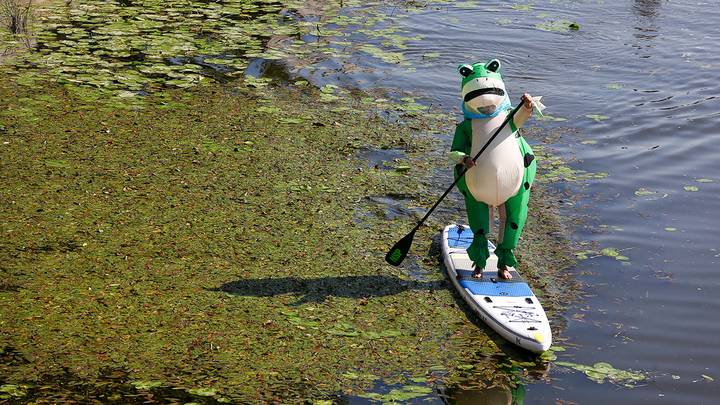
[461, 96, 511, 119]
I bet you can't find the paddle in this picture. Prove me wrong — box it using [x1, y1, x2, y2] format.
[385, 102, 524, 266]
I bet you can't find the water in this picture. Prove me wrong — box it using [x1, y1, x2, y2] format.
[286, 0, 720, 402]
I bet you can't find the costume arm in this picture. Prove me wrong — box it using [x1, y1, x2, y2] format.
[449, 120, 471, 164]
[512, 95, 545, 130]
[512, 103, 533, 129]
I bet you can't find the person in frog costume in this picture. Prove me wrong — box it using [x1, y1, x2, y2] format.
[449, 59, 542, 280]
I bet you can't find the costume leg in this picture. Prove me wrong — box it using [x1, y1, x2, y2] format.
[456, 172, 490, 269]
[496, 137, 537, 268]
[498, 203, 506, 243]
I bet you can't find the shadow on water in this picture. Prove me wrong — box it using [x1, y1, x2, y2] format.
[208, 275, 446, 305]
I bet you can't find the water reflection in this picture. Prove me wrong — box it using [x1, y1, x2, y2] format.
[447, 384, 525, 405]
[633, 0, 662, 18]
[441, 363, 545, 405]
[632, 0, 663, 44]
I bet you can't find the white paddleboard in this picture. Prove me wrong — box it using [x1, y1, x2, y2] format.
[441, 224, 552, 353]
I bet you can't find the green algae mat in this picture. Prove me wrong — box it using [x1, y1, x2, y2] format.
[0, 78, 566, 401]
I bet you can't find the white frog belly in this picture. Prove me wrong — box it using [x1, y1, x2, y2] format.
[465, 113, 523, 206]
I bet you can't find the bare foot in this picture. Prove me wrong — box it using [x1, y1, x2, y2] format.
[471, 264, 483, 279]
[497, 265, 513, 280]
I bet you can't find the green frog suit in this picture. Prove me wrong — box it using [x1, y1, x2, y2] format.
[449, 59, 537, 270]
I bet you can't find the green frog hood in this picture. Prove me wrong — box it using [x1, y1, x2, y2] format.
[458, 59, 511, 119]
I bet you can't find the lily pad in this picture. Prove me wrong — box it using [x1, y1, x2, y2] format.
[537, 114, 567, 122]
[131, 380, 163, 390]
[634, 188, 656, 197]
[360, 385, 432, 402]
[586, 114, 610, 122]
[601, 247, 619, 258]
[188, 387, 217, 396]
[536, 19, 578, 33]
[555, 361, 646, 386]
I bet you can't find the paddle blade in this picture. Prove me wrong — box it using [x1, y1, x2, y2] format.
[385, 230, 416, 266]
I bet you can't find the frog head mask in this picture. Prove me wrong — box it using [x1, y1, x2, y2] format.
[458, 59, 510, 119]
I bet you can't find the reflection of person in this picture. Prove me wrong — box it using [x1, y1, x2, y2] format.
[449, 59, 540, 280]
[450, 383, 526, 405]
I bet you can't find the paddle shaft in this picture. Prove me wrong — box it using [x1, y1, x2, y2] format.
[408, 103, 524, 234]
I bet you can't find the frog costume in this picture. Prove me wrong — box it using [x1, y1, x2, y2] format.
[449, 59, 537, 272]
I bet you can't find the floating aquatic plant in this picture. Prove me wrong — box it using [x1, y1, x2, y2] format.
[360, 384, 433, 402]
[555, 361, 646, 387]
[585, 114, 609, 122]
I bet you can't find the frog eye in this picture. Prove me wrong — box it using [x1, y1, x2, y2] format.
[458, 64, 474, 77]
[485, 59, 501, 73]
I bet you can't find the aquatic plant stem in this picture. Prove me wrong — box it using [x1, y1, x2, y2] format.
[385, 102, 523, 266]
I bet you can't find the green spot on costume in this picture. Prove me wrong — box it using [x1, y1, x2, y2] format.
[450, 60, 537, 270]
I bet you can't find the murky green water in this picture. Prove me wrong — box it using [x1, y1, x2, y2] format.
[2, 0, 719, 403]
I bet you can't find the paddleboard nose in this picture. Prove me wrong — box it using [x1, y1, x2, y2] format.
[533, 332, 552, 352]
[525, 329, 552, 353]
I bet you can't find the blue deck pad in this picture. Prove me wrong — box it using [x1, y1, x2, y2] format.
[459, 279, 533, 297]
[447, 225, 496, 250]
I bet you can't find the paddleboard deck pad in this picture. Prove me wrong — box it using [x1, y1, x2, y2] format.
[441, 224, 552, 353]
